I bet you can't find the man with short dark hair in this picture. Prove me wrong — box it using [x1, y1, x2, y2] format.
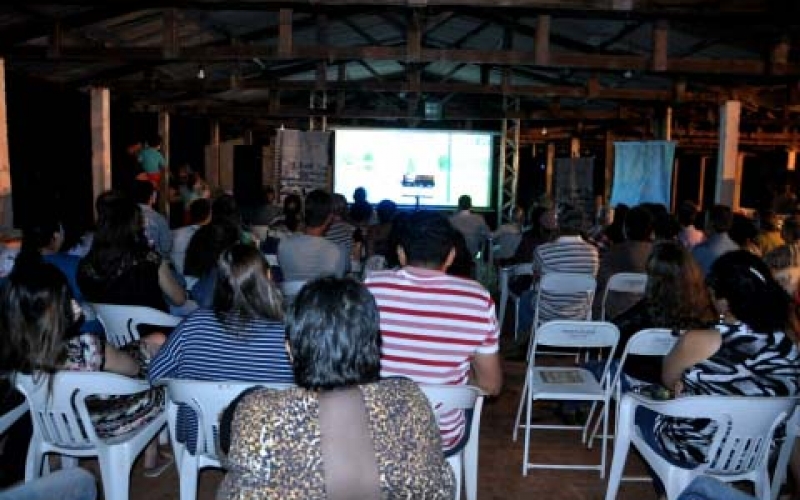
[516, 207, 599, 338]
[449, 194, 490, 257]
[132, 179, 172, 257]
[278, 189, 346, 281]
[170, 198, 212, 275]
[365, 210, 502, 454]
[677, 200, 705, 249]
[691, 204, 738, 275]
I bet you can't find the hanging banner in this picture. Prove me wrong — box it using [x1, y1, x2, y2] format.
[275, 129, 332, 196]
[610, 141, 676, 207]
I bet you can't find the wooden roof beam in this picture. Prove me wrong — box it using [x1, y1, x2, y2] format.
[9, 44, 795, 78]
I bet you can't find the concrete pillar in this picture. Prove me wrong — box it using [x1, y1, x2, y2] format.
[0, 59, 11, 229]
[714, 101, 741, 208]
[90, 87, 111, 217]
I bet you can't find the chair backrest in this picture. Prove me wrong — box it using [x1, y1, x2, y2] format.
[601, 272, 648, 320]
[417, 384, 484, 456]
[14, 371, 153, 449]
[280, 280, 308, 304]
[623, 328, 677, 357]
[533, 272, 596, 326]
[90, 303, 182, 347]
[642, 395, 798, 476]
[532, 320, 619, 354]
[163, 379, 294, 461]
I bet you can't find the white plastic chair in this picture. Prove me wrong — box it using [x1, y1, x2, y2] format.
[280, 280, 308, 305]
[419, 384, 484, 500]
[599, 272, 647, 321]
[769, 407, 800, 500]
[90, 303, 183, 347]
[161, 379, 294, 500]
[605, 393, 799, 500]
[15, 371, 167, 500]
[513, 320, 619, 478]
[528, 272, 597, 360]
[497, 263, 534, 340]
[586, 328, 677, 453]
[0, 399, 28, 434]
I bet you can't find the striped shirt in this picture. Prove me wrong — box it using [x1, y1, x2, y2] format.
[533, 236, 599, 323]
[148, 308, 294, 452]
[365, 266, 499, 450]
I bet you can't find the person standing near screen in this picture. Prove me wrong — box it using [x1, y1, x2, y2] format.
[449, 194, 490, 258]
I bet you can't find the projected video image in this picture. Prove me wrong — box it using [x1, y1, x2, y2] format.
[333, 129, 493, 208]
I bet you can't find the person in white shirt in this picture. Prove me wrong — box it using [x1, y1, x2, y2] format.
[449, 194, 490, 258]
[171, 198, 211, 275]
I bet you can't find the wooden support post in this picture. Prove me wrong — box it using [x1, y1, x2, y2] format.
[163, 9, 178, 59]
[407, 10, 422, 63]
[534, 14, 550, 66]
[546, 142, 555, 198]
[48, 20, 62, 59]
[604, 130, 614, 203]
[664, 105, 672, 140]
[771, 36, 790, 75]
[652, 20, 668, 72]
[337, 63, 346, 114]
[0, 59, 11, 229]
[715, 101, 741, 208]
[158, 110, 170, 215]
[698, 156, 707, 208]
[734, 152, 745, 212]
[788, 149, 797, 172]
[671, 157, 679, 213]
[278, 9, 292, 58]
[570, 137, 581, 158]
[90, 87, 111, 219]
[206, 119, 220, 189]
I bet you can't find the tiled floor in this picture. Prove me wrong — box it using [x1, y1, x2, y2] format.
[82, 358, 657, 500]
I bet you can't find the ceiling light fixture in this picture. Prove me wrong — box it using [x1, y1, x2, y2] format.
[197, 65, 206, 80]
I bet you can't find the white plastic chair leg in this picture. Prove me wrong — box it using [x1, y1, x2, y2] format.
[446, 454, 462, 500]
[464, 440, 478, 500]
[24, 445, 43, 480]
[604, 405, 632, 500]
[180, 455, 199, 500]
[98, 450, 131, 500]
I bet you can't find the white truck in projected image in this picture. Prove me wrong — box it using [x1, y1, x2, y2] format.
[401, 174, 435, 188]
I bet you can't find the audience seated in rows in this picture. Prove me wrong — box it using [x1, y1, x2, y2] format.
[365, 210, 502, 454]
[691, 204, 738, 276]
[77, 190, 186, 326]
[170, 198, 211, 276]
[324, 193, 357, 273]
[449, 194, 490, 258]
[611, 241, 715, 385]
[132, 180, 172, 259]
[639, 250, 800, 496]
[677, 200, 706, 250]
[592, 204, 655, 320]
[0, 258, 171, 477]
[149, 244, 293, 454]
[516, 207, 600, 339]
[218, 276, 455, 498]
[278, 189, 346, 282]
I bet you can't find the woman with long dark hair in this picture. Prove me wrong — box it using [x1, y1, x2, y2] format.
[612, 240, 715, 384]
[77, 190, 186, 330]
[639, 250, 800, 495]
[0, 259, 170, 477]
[149, 244, 293, 454]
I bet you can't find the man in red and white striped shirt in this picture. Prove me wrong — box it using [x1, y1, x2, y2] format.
[365, 210, 502, 453]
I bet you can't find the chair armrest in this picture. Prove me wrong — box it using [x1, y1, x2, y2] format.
[71, 372, 154, 398]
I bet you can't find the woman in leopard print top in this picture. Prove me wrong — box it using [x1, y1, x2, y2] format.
[217, 277, 454, 499]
